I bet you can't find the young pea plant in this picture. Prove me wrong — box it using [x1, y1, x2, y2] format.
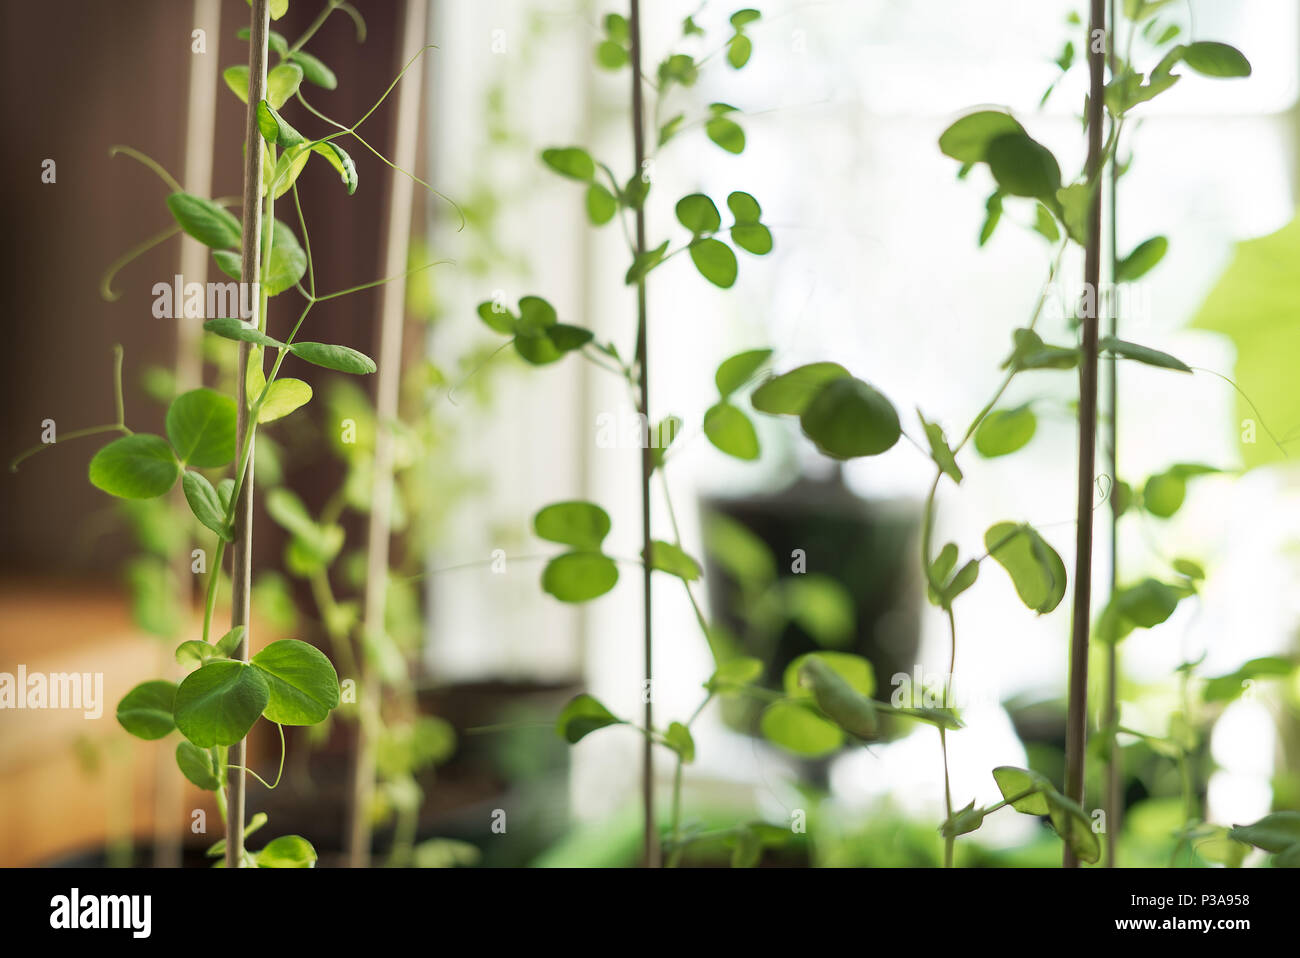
[28, 0, 444, 867]
[473, 5, 788, 866]
[904, 0, 1248, 868]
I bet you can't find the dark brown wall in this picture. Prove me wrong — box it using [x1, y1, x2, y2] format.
[0, 0, 407, 576]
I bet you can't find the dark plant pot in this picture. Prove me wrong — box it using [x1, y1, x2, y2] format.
[700, 467, 922, 780]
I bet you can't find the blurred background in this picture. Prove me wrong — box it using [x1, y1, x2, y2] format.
[1, 0, 1298, 867]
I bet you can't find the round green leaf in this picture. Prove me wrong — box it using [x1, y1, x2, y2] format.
[256, 834, 317, 868]
[542, 552, 619, 603]
[1181, 41, 1251, 78]
[975, 404, 1037, 458]
[938, 110, 1026, 164]
[534, 500, 611, 550]
[89, 434, 181, 499]
[289, 50, 338, 89]
[165, 192, 241, 249]
[176, 741, 220, 790]
[715, 348, 772, 396]
[116, 680, 178, 740]
[174, 660, 269, 748]
[985, 132, 1062, 201]
[176, 640, 218, 668]
[266, 62, 303, 110]
[556, 693, 623, 743]
[644, 540, 702, 581]
[166, 388, 237, 467]
[992, 765, 1053, 816]
[1115, 578, 1183, 629]
[585, 183, 617, 225]
[799, 377, 901, 458]
[730, 223, 773, 255]
[289, 341, 377, 374]
[476, 300, 516, 335]
[1142, 471, 1186, 517]
[541, 147, 595, 181]
[760, 701, 843, 757]
[595, 39, 628, 70]
[751, 362, 850, 415]
[727, 33, 753, 69]
[728, 191, 762, 223]
[251, 639, 340, 726]
[689, 237, 738, 287]
[707, 656, 764, 691]
[182, 471, 233, 541]
[258, 378, 313, 424]
[676, 193, 722, 234]
[705, 116, 746, 154]
[984, 522, 1067, 614]
[704, 401, 760, 460]
[782, 577, 857, 648]
[664, 722, 696, 762]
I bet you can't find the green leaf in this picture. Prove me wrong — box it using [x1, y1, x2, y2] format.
[595, 39, 628, 70]
[206, 811, 269, 858]
[1229, 812, 1300, 853]
[985, 132, 1062, 202]
[705, 113, 746, 154]
[604, 12, 630, 42]
[920, 412, 963, 483]
[985, 522, 1067, 614]
[289, 341, 377, 374]
[167, 388, 237, 467]
[585, 183, 617, 225]
[799, 377, 901, 459]
[116, 680, 177, 740]
[175, 741, 220, 790]
[182, 471, 232, 541]
[213, 249, 242, 281]
[1172, 558, 1206, 581]
[541, 147, 595, 181]
[1203, 656, 1293, 703]
[203, 317, 283, 348]
[730, 8, 762, 27]
[1181, 41, 1251, 78]
[658, 53, 699, 88]
[89, 434, 181, 499]
[258, 378, 313, 424]
[256, 834, 317, 868]
[311, 141, 358, 195]
[750, 362, 850, 415]
[658, 113, 686, 146]
[1055, 182, 1091, 244]
[1100, 336, 1191, 373]
[1142, 470, 1186, 517]
[760, 701, 843, 757]
[174, 660, 269, 748]
[289, 50, 338, 89]
[266, 62, 303, 109]
[1033, 203, 1060, 242]
[715, 348, 772, 396]
[556, 693, 624, 743]
[626, 240, 669, 285]
[676, 193, 722, 234]
[175, 640, 218, 668]
[727, 190, 762, 223]
[706, 656, 764, 691]
[992, 765, 1053, 815]
[938, 110, 1026, 164]
[784, 651, 874, 700]
[796, 655, 877, 739]
[215, 627, 245, 659]
[664, 722, 695, 763]
[223, 65, 250, 104]
[475, 300, 516, 335]
[975, 404, 1037, 458]
[704, 401, 760, 460]
[941, 801, 988, 839]
[1114, 577, 1183, 628]
[1046, 791, 1101, 864]
[263, 220, 308, 296]
[1116, 236, 1168, 281]
[644, 540, 702, 581]
[731, 222, 773, 256]
[256, 100, 305, 149]
[1004, 328, 1079, 371]
[251, 639, 340, 725]
[727, 33, 753, 69]
[166, 193, 241, 249]
[534, 501, 612, 550]
[542, 552, 619, 603]
[688, 238, 738, 288]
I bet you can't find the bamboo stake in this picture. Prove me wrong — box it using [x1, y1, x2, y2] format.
[155, 0, 222, 870]
[1063, 0, 1107, 869]
[348, 0, 429, 869]
[226, 0, 270, 871]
